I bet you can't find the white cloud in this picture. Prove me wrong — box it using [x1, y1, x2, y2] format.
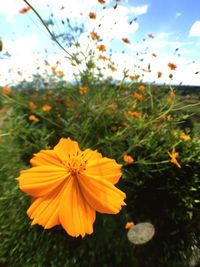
[189, 21, 200, 37]
[130, 5, 148, 15]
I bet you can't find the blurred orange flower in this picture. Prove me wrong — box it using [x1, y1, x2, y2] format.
[42, 104, 52, 111]
[133, 92, 144, 101]
[123, 154, 134, 164]
[99, 55, 109, 61]
[129, 75, 138, 81]
[17, 138, 126, 237]
[19, 6, 31, 14]
[79, 86, 88, 95]
[28, 102, 37, 110]
[90, 31, 99, 41]
[180, 131, 191, 141]
[168, 148, 181, 168]
[122, 38, 130, 44]
[168, 63, 177, 70]
[138, 84, 145, 91]
[29, 115, 39, 122]
[110, 65, 117, 72]
[2, 86, 11, 94]
[98, 0, 106, 3]
[97, 44, 106, 52]
[89, 12, 96, 19]
[127, 111, 142, 119]
[125, 221, 135, 229]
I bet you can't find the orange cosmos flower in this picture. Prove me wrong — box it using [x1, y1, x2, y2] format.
[138, 84, 145, 91]
[127, 111, 142, 119]
[129, 75, 138, 81]
[99, 55, 109, 61]
[2, 85, 11, 94]
[168, 148, 181, 168]
[42, 104, 52, 111]
[79, 86, 88, 95]
[168, 63, 177, 70]
[169, 91, 176, 98]
[97, 44, 106, 52]
[29, 115, 39, 122]
[125, 221, 135, 229]
[122, 38, 130, 44]
[180, 131, 191, 141]
[98, 0, 106, 4]
[17, 138, 126, 237]
[123, 154, 134, 164]
[28, 101, 37, 110]
[110, 65, 117, 72]
[90, 31, 99, 41]
[133, 92, 144, 101]
[89, 12, 96, 19]
[19, 6, 31, 14]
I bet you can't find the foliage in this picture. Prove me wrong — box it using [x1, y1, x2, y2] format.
[0, 74, 200, 267]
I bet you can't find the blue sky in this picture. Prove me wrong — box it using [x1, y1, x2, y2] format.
[0, 0, 200, 85]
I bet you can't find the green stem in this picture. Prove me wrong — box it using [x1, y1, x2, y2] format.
[22, 0, 77, 63]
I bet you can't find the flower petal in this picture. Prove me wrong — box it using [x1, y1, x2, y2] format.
[78, 173, 126, 214]
[59, 177, 96, 237]
[17, 166, 70, 197]
[54, 138, 80, 163]
[27, 183, 65, 229]
[81, 148, 102, 161]
[84, 157, 122, 184]
[31, 149, 63, 167]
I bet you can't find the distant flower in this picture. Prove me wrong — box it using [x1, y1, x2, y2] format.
[157, 71, 162, 78]
[169, 91, 176, 98]
[138, 84, 145, 91]
[123, 154, 134, 164]
[98, 0, 106, 3]
[29, 115, 39, 122]
[125, 221, 135, 230]
[168, 148, 181, 168]
[28, 102, 37, 110]
[2, 86, 11, 94]
[90, 31, 99, 41]
[89, 12, 96, 19]
[99, 55, 109, 61]
[109, 65, 117, 72]
[180, 131, 191, 141]
[19, 6, 31, 14]
[168, 63, 177, 70]
[127, 111, 142, 119]
[51, 66, 56, 73]
[129, 75, 138, 81]
[133, 92, 144, 101]
[56, 70, 64, 77]
[122, 38, 130, 44]
[42, 104, 52, 111]
[79, 86, 88, 95]
[97, 44, 106, 52]
[17, 138, 126, 237]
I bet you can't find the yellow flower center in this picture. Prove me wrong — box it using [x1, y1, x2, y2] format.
[64, 153, 87, 177]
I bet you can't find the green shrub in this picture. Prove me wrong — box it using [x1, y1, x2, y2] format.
[0, 76, 199, 267]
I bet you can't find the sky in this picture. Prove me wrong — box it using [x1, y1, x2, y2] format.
[0, 0, 200, 86]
